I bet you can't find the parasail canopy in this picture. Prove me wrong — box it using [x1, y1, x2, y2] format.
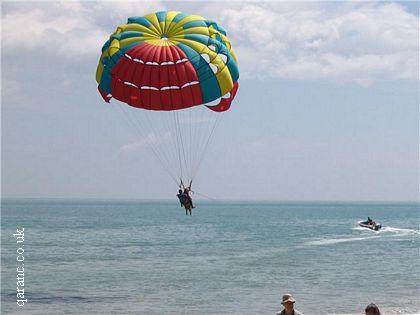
[96, 11, 239, 186]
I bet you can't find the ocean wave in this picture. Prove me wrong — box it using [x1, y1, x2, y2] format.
[352, 226, 419, 235]
[352, 226, 370, 231]
[306, 225, 419, 247]
[380, 226, 420, 235]
[0, 292, 125, 305]
[304, 235, 379, 246]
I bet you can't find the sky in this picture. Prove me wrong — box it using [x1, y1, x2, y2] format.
[1, 1, 419, 201]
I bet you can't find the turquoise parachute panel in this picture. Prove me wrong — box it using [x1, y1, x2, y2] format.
[176, 42, 221, 103]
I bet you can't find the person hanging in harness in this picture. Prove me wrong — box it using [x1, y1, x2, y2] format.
[183, 188, 195, 209]
[177, 189, 190, 215]
[176, 181, 195, 215]
[177, 189, 186, 207]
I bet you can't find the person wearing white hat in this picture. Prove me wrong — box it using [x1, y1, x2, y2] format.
[276, 293, 303, 315]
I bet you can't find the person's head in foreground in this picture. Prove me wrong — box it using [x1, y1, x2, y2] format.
[277, 293, 302, 315]
[365, 303, 380, 315]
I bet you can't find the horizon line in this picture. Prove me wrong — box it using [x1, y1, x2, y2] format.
[1, 197, 419, 205]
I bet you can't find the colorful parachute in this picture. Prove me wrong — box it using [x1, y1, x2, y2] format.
[96, 11, 239, 185]
[96, 11, 239, 112]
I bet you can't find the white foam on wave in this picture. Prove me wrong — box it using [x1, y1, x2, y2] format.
[380, 226, 420, 235]
[306, 224, 419, 247]
[352, 226, 372, 231]
[305, 235, 379, 246]
[308, 224, 420, 247]
[352, 225, 419, 236]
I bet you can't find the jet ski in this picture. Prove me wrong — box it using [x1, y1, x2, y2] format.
[358, 220, 381, 231]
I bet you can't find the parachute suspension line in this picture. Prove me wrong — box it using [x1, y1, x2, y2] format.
[161, 111, 179, 177]
[149, 110, 172, 174]
[197, 108, 216, 169]
[172, 110, 188, 184]
[191, 190, 217, 201]
[179, 179, 192, 190]
[191, 106, 209, 178]
[131, 110, 175, 180]
[189, 107, 193, 183]
[197, 106, 217, 171]
[137, 112, 165, 165]
[115, 99, 223, 189]
[147, 113, 177, 176]
[171, 110, 184, 182]
[191, 112, 223, 182]
[187, 110, 194, 182]
[115, 104, 179, 186]
[189, 106, 205, 182]
[190, 107, 209, 181]
[118, 106, 179, 186]
[175, 110, 189, 181]
[187, 108, 194, 183]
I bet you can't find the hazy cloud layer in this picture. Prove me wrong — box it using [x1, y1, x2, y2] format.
[2, 1, 418, 85]
[219, 2, 418, 84]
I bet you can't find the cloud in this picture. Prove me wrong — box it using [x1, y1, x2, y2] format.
[219, 2, 418, 85]
[1, 1, 418, 85]
[1, 1, 165, 58]
[2, 5, 101, 57]
[278, 52, 417, 86]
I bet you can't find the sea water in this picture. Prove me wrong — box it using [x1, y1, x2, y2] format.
[1, 200, 419, 315]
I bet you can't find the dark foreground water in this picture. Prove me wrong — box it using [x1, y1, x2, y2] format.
[1, 200, 419, 315]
